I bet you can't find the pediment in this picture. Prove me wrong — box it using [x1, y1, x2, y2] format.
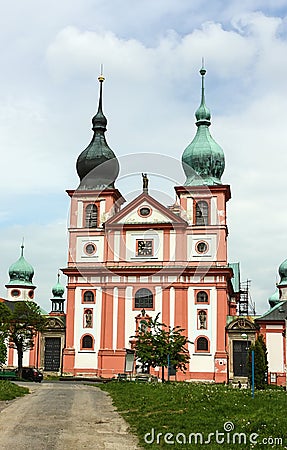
[105, 193, 186, 228]
[226, 317, 257, 331]
[45, 316, 65, 329]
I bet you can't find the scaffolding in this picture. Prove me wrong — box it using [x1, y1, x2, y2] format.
[238, 280, 256, 316]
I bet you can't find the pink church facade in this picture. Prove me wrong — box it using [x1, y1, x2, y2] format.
[2, 70, 287, 387]
[61, 69, 239, 382]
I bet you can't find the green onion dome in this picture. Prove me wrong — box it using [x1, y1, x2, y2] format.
[182, 66, 225, 186]
[278, 259, 287, 286]
[52, 273, 65, 298]
[76, 75, 119, 190]
[7, 245, 35, 286]
[268, 290, 280, 308]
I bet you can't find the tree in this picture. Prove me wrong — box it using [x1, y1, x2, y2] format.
[0, 301, 46, 377]
[133, 313, 190, 382]
[257, 334, 268, 377]
[0, 336, 7, 367]
[247, 335, 268, 390]
[0, 303, 11, 367]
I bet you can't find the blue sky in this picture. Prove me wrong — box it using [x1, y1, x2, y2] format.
[0, 0, 287, 312]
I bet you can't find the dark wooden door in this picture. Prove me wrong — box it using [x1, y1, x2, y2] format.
[233, 340, 250, 376]
[44, 338, 61, 371]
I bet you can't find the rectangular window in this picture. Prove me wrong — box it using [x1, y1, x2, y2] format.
[195, 200, 209, 225]
[270, 373, 277, 383]
[85, 204, 98, 228]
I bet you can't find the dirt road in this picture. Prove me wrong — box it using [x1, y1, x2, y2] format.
[0, 382, 141, 450]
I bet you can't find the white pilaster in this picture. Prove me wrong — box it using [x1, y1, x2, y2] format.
[113, 288, 118, 350]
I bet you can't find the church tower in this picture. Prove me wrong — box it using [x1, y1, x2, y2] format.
[62, 74, 124, 375]
[6, 243, 36, 301]
[175, 66, 233, 382]
[5, 244, 38, 368]
[50, 273, 65, 314]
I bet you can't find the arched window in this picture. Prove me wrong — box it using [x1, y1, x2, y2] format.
[83, 291, 94, 303]
[196, 291, 208, 303]
[195, 201, 208, 225]
[82, 335, 93, 349]
[196, 337, 209, 351]
[135, 288, 153, 309]
[85, 204, 98, 228]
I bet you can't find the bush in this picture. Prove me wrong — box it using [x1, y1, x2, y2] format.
[248, 335, 268, 390]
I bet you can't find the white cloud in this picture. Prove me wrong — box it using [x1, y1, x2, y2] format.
[46, 22, 256, 83]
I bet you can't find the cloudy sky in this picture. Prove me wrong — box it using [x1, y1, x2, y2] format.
[0, 0, 286, 313]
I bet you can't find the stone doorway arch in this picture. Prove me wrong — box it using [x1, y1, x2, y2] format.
[226, 317, 257, 382]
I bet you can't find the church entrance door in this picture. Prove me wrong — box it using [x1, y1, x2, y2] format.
[233, 340, 250, 377]
[44, 337, 61, 371]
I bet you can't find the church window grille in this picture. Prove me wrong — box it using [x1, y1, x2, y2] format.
[196, 291, 208, 303]
[82, 335, 93, 349]
[195, 201, 209, 225]
[83, 291, 94, 303]
[135, 288, 153, 309]
[196, 337, 209, 351]
[85, 204, 98, 228]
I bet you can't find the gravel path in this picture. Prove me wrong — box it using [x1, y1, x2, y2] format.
[0, 382, 141, 450]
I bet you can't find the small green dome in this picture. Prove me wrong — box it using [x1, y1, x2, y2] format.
[268, 290, 280, 308]
[7, 245, 35, 286]
[278, 259, 287, 286]
[182, 67, 225, 186]
[76, 75, 119, 190]
[52, 274, 65, 298]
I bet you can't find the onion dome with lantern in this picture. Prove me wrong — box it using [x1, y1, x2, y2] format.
[276, 258, 287, 301]
[5, 243, 36, 301]
[268, 290, 280, 308]
[278, 259, 287, 287]
[182, 65, 225, 186]
[50, 273, 65, 314]
[76, 73, 119, 190]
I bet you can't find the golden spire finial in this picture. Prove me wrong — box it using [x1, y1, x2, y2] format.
[98, 63, 105, 82]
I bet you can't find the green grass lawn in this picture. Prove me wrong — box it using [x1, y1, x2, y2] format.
[101, 382, 287, 449]
[0, 380, 29, 401]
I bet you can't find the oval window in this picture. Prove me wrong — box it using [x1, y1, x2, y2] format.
[196, 241, 208, 253]
[11, 289, 20, 297]
[139, 207, 151, 217]
[84, 243, 97, 255]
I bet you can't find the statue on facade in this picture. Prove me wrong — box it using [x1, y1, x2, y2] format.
[198, 310, 207, 329]
[85, 309, 93, 328]
[142, 173, 149, 192]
